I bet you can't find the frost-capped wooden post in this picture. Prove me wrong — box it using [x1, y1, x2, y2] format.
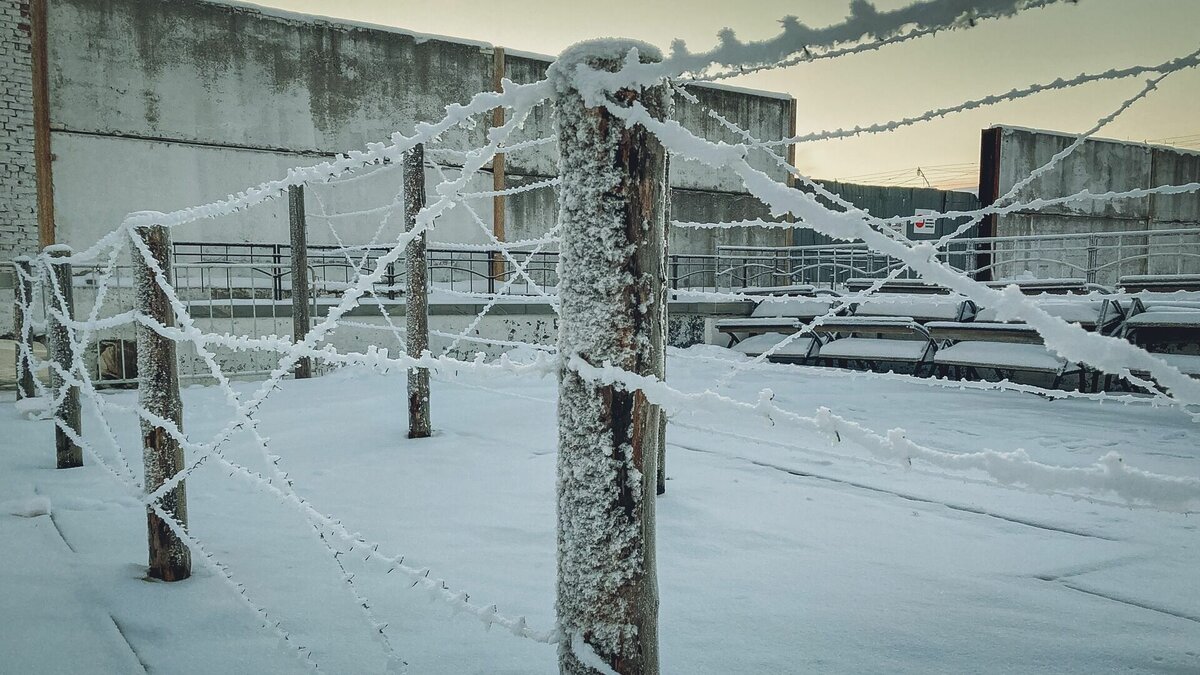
[134, 224, 192, 582]
[656, 154, 672, 496]
[404, 144, 431, 439]
[45, 245, 82, 468]
[552, 39, 668, 675]
[288, 184, 312, 380]
[13, 256, 37, 401]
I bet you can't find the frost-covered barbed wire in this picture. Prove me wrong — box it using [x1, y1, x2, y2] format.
[568, 0, 1068, 93]
[440, 231, 561, 357]
[427, 158, 560, 311]
[309, 180, 409, 355]
[460, 176, 562, 200]
[669, 347, 1169, 407]
[148, 503, 326, 672]
[742, 50, 1200, 147]
[9, 88, 563, 665]
[565, 356, 1200, 509]
[426, 135, 557, 160]
[41, 79, 554, 268]
[602, 85, 1200, 407]
[666, 71, 1195, 402]
[689, 0, 1066, 84]
[338, 319, 556, 352]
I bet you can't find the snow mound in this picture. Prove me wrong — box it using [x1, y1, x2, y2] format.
[14, 397, 49, 419]
[6, 496, 51, 518]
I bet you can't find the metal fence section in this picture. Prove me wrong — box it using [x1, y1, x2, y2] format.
[173, 241, 725, 294]
[32, 260, 317, 388]
[717, 227, 1200, 290]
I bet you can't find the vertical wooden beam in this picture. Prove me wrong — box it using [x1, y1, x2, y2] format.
[134, 225, 191, 582]
[784, 96, 799, 247]
[45, 245, 80, 468]
[656, 154, 671, 496]
[554, 40, 667, 675]
[288, 185, 312, 379]
[30, 0, 55, 248]
[13, 257, 36, 400]
[490, 46, 507, 284]
[404, 145, 431, 439]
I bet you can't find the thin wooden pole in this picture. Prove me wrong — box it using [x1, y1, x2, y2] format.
[134, 225, 192, 582]
[490, 46, 508, 285]
[404, 144, 431, 439]
[31, 0, 55, 249]
[553, 40, 667, 675]
[45, 246, 81, 468]
[289, 185, 312, 379]
[656, 154, 671, 496]
[13, 257, 36, 400]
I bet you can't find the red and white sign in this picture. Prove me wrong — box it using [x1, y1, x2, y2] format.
[913, 208, 937, 233]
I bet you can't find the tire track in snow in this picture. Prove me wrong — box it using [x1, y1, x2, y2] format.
[108, 614, 151, 674]
[1043, 580, 1200, 625]
[668, 441, 1118, 541]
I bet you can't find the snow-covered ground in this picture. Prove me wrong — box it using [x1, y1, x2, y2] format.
[2, 346, 1198, 674]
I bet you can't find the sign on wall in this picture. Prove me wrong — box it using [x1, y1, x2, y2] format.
[913, 208, 938, 235]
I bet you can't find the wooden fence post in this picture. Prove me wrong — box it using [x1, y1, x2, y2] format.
[489, 46, 508, 286]
[657, 155, 671, 496]
[289, 184, 312, 379]
[13, 257, 36, 400]
[552, 40, 667, 675]
[404, 144, 432, 439]
[45, 246, 81, 468]
[134, 225, 192, 582]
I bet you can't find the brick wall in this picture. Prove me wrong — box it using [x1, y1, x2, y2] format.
[1, 0, 36, 334]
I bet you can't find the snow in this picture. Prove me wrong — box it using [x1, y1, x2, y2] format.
[1147, 353, 1200, 376]
[4, 352, 1199, 673]
[731, 332, 817, 358]
[1123, 310, 1200, 328]
[752, 298, 836, 318]
[852, 297, 968, 321]
[1121, 274, 1200, 284]
[935, 341, 1071, 372]
[817, 337, 930, 361]
[4, 495, 51, 518]
[975, 300, 1103, 326]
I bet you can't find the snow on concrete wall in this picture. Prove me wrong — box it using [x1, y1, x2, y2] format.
[43, 0, 793, 253]
[991, 126, 1200, 283]
[1, 0, 36, 334]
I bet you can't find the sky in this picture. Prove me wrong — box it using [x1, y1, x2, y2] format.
[250, 0, 1200, 190]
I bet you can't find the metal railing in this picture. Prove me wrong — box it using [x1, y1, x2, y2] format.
[173, 241, 725, 295]
[716, 227, 1200, 289]
[22, 261, 317, 387]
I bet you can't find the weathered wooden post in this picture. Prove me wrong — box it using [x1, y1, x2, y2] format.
[489, 46, 508, 286]
[288, 184, 312, 379]
[552, 40, 667, 675]
[134, 225, 192, 582]
[404, 144, 431, 439]
[13, 257, 37, 400]
[45, 246, 81, 468]
[657, 156, 671, 496]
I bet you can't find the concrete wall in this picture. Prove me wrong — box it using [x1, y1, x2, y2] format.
[0, 0, 35, 335]
[37, 0, 793, 256]
[794, 182, 980, 245]
[988, 125, 1200, 284]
